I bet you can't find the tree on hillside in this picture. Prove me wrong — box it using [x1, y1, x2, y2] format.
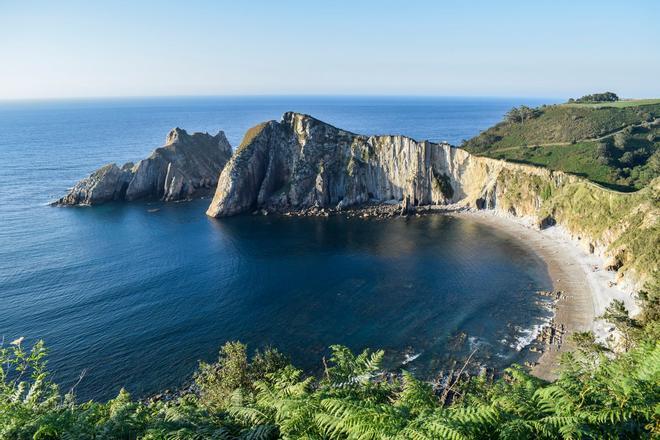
[596, 140, 613, 165]
[614, 131, 631, 149]
[571, 92, 619, 103]
[505, 105, 542, 123]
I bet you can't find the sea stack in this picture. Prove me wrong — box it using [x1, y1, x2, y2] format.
[55, 128, 232, 205]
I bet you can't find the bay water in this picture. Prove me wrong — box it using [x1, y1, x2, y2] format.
[0, 96, 554, 400]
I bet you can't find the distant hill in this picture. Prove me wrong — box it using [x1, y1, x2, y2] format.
[462, 100, 660, 191]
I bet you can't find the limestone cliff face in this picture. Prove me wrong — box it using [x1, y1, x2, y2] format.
[207, 112, 573, 217]
[207, 112, 657, 288]
[56, 128, 232, 205]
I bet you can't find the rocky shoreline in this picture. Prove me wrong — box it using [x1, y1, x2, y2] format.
[136, 202, 640, 410]
[267, 200, 460, 219]
[449, 209, 638, 381]
[53, 111, 647, 390]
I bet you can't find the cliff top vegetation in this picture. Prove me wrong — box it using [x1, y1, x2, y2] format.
[462, 100, 660, 191]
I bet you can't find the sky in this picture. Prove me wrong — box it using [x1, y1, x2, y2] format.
[1, 0, 659, 100]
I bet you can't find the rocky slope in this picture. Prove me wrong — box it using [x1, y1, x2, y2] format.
[207, 112, 658, 288]
[55, 128, 232, 205]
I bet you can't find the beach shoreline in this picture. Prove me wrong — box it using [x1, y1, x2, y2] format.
[449, 209, 639, 380]
[275, 201, 641, 379]
[264, 201, 641, 379]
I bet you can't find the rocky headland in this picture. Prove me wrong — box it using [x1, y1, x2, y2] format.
[206, 112, 658, 378]
[55, 128, 232, 205]
[207, 112, 656, 285]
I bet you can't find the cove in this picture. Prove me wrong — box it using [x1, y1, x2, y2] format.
[1, 199, 553, 401]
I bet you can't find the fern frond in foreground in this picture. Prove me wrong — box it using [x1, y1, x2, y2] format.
[1, 323, 659, 440]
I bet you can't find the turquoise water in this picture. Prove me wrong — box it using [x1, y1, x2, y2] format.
[0, 96, 554, 400]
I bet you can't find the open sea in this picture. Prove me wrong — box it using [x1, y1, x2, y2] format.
[0, 96, 555, 401]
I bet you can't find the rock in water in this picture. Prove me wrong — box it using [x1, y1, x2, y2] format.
[55, 128, 232, 206]
[400, 195, 413, 216]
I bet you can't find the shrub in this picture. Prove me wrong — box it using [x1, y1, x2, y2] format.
[505, 105, 542, 123]
[614, 131, 630, 149]
[572, 91, 619, 103]
[620, 151, 635, 166]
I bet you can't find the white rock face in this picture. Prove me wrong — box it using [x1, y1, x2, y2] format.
[56, 128, 233, 206]
[206, 112, 575, 218]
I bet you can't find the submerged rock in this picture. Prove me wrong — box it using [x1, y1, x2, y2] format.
[55, 128, 232, 205]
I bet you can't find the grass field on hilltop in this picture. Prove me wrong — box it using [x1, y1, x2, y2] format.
[563, 98, 660, 109]
[463, 100, 660, 191]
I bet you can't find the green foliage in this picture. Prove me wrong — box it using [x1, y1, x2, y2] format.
[195, 342, 289, 411]
[463, 101, 660, 190]
[600, 300, 643, 351]
[564, 99, 660, 109]
[570, 92, 619, 103]
[494, 170, 659, 286]
[324, 345, 384, 387]
[465, 103, 659, 153]
[196, 341, 251, 411]
[2, 336, 658, 439]
[505, 105, 543, 123]
[432, 171, 454, 200]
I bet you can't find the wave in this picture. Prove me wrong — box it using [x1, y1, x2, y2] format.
[510, 317, 552, 351]
[402, 352, 422, 365]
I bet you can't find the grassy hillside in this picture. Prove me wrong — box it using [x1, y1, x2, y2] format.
[463, 102, 660, 191]
[564, 98, 660, 109]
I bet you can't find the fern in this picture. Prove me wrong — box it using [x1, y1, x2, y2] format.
[1, 340, 658, 439]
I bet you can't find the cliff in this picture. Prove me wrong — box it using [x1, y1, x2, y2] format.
[205, 112, 560, 216]
[206, 112, 462, 217]
[55, 128, 232, 205]
[207, 112, 658, 288]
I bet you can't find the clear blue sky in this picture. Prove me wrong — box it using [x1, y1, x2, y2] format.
[1, 0, 659, 100]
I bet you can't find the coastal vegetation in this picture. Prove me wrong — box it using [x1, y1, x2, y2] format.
[568, 92, 620, 104]
[564, 99, 660, 109]
[2, 323, 658, 439]
[4, 167, 660, 438]
[462, 100, 660, 190]
[491, 169, 659, 286]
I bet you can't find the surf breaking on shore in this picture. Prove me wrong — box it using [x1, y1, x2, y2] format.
[450, 209, 640, 380]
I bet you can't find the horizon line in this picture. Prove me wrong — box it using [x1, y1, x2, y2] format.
[0, 93, 573, 104]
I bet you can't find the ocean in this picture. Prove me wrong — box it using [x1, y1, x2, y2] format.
[0, 96, 555, 400]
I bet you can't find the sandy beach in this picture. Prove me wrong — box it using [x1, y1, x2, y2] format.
[449, 209, 639, 381]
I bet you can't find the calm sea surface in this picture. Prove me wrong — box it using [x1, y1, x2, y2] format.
[0, 96, 555, 400]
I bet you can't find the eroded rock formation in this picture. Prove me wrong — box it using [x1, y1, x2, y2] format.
[206, 112, 658, 290]
[55, 128, 232, 205]
[206, 112, 572, 218]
